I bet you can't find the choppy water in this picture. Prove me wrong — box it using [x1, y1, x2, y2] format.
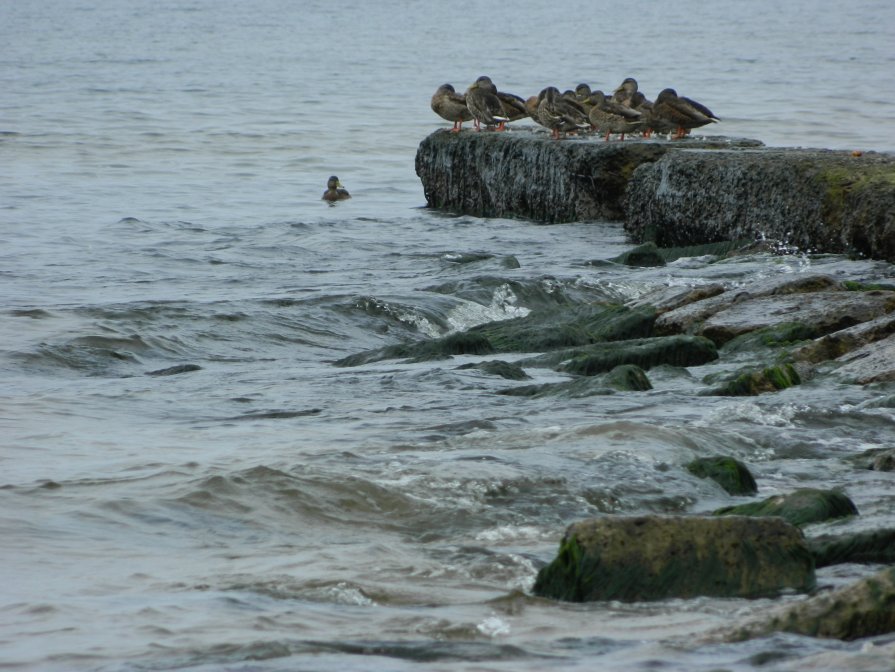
[3, 1, 895, 670]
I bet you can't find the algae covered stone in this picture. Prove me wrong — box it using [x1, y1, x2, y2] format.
[706, 363, 801, 396]
[713, 488, 858, 527]
[686, 455, 757, 495]
[533, 515, 815, 602]
[725, 566, 895, 642]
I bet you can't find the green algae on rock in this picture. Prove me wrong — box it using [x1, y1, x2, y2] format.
[550, 335, 718, 376]
[722, 566, 895, 642]
[456, 360, 531, 380]
[686, 456, 758, 495]
[705, 363, 801, 396]
[713, 488, 858, 527]
[499, 364, 652, 398]
[532, 515, 815, 602]
[808, 528, 895, 568]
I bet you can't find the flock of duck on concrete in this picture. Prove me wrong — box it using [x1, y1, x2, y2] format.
[431, 76, 719, 140]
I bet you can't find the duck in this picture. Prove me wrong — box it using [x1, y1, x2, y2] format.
[495, 89, 529, 128]
[587, 91, 643, 141]
[574, 83, 597, 114]
[430, 83, 473, 132]
[322, 176, 351, 202]
[465, 76, 510, 131]
[650, 88, 719, 139]
[612, 77, 640, 106]
[524, 95, 547, 128]
[537, 86, 590, 140]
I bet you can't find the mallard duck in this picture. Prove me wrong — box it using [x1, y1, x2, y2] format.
[431, 83, 473, 132]
[465, 76, 509, 131]
[537, 86, 590, 140]
[650, 88, 719, 139]
[495, 90, 528, 128]
[573, 83, 597, 114]
[322, 175, 351, 202]
[587, 91, 642, 141]
[524, 95, 546, 126]
[612, 77, 640, 105]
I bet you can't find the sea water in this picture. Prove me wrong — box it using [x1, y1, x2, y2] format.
[3, 1, 895, 670]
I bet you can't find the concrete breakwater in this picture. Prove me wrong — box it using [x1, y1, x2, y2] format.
[415, 130, 895, 262]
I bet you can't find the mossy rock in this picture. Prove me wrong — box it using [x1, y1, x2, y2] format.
[610, 242, 667, 268]
[725, 566, 895, 642]
[686, 456, 757, 495]
[456, 360, 531, 380]
[603, 364, 652, 391]
[706, 363, 801, 396]
[842, 280, 895, 292]
[549, 335, 718, 376]
[608, 240, 756, 268]
[497, 377, 614, 399]
[497, 365, 650, 398]
[722, 323, 821, 352]
[713, 488, 858, 527]
[333, 331, 494, 367]
[469, 303, 657, 354]
[533, 515, 815, 602]
[334, 304, 657, 367]
[808, 528, 895, 568]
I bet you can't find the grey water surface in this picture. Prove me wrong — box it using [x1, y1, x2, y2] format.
[3, 1, 895, 670]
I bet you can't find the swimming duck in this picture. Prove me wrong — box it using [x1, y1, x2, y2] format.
[465, 76, 509, 131]
[650, 88, 719, 139]
[430, 83, 473, 132]
[587, 91, 642, 141]
[322, 176, 351, 202]
[537, 86, 590, 139]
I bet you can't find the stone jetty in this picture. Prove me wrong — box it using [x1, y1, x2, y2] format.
[415, 130, 895, 262]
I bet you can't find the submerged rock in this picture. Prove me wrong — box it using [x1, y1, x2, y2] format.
[653, 274, 846, 337]
[469, 303, 656, 353]
[456, 360, 531, 380]
[698, 291, 895, 346]
[532, 515, 815, 602]
[686, 456, 758, 495]
[723, 566, 895, 642]
[705, 363, 801, 396]
[791, 312, 895, 364]
[522, 335, 718, 374]
[829, 332, 895, 384]
[713, 488, 858, 527]
[808, 528, 895, 568]
[145, 363, 202, 376]
[499, 364, 652, 398]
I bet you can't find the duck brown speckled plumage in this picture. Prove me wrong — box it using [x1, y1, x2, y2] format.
[587, 91, 643, 141]
[537, 86, 590, 140]
[322, 176, 351, 202]
[430, 83, 473, 132]
[465, 76, 510, 131]
[650, 88, 720, 139]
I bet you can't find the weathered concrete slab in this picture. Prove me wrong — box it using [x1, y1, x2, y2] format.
[625, 148, 895, 261]
[415, 130, 757, 223]
[415, 131, 895, 261]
